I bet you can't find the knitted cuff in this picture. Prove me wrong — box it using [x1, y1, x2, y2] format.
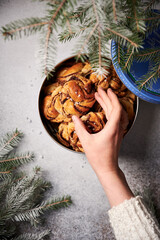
[108, 196, 160, 240]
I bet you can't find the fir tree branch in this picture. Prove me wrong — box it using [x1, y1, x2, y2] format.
[14, 196, 72, 222]
[135, 48, 160, 63]
[140, 68, 159, 89]
[0, 129, 23, 158]
[91, 0, 102, 69]
[59, 26, 87, 42]
[0, 170, 11, 174]
[125, 0, 146, 33]
[92, 0, 99, 23]
[98, 29, 102, 68]
[39, 29, 57, 77]
[0, 171, 12, 181]
[144, 0, 156, 11]
[1, 0, 159, 88]
[37, 196, 72, 210]
[126, 15, 160, 21]
[2, 21, 49, 38]
[44, 26, 53, 76]
[0, 152, 34, 168]
[63, 11, 73, 34]
[0, 130, 72, 238]
[118, 43, 120, 63]
[137, 49, 160, 57]
[124, 48, 134, 69]
[13, 230, 50, 240]
[106, 27, 139, 48]
[133, 0, 139, 32]
[0, 178, 12, 201]
[44, 0, 67, 75]
[112, 0, 117, 21]
[77, 23, 98, 58]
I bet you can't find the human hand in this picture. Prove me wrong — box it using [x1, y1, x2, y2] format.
[72, 87, 129, 178]
[72, 88, 134, 206]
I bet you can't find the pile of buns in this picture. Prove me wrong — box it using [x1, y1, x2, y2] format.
[42, 61, 136, 152]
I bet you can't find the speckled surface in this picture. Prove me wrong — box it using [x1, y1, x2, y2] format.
[0, 1, 160, 239]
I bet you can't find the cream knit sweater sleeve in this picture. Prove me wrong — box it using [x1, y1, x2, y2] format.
[108, 196, 160, 240]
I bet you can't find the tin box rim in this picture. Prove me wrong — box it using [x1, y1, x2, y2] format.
[38, 55, 139, 152]
[111, 40, 160, 104]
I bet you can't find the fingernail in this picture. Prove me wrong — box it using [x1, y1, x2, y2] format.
[95, 92, 100, 97]
[72, 115, 76, 122]
[107, 88, 112, 93]
[98, 86, 103, 91]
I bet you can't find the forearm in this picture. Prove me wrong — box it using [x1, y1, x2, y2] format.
[96, 167, 134, 207]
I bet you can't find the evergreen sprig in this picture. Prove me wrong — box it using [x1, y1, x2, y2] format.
[2, 18, 48, 40]
[0, 129, 23, 158]
[0, 152, 34, 169]
[1, 0, 160, 88]
[13, 230, 51, 240]
[14, 196, 72, 223]
[136, 62, 160, 90]
[1, 0, 77, 76]
[0, 130, 72, 239]
[134, 35, 160, 89]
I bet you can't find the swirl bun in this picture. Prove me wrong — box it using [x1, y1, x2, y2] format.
[50, 74, 96, 118]
[90, 72, 110, 90]
[42, 86, 70, 123]
[57, 63, 84, 84]
[44, 82, 59, 95]
[57, 112, 106, 152]
[41, 59, 136, 151]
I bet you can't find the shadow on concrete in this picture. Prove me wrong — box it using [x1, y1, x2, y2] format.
[120, 100, 160, 224]
[120, 100, 160, 160]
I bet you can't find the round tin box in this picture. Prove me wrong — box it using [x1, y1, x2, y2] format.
[38, 56, 139, 152]
[111, 22, 160, 104]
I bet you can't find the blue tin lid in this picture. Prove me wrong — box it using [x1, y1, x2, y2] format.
[111, 27, 160, 104]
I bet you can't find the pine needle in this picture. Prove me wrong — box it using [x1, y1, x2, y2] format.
[112, 0, 117, 21]
[1, 0, 160, 87]
[0, 130, 72, 238]
[106, 27, 139, 48]
[13, 230, 51, 240]
[0, 129, 23, 158]
[0, 152, 34, 168]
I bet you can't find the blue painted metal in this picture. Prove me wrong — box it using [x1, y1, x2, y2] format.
[111, 21, 160, 103]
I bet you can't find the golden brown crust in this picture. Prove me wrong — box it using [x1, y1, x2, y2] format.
[110, 77, 122, 90]
[43, 74, 96, 121]
[57, 112, 106, 152]
[57, 74, 96, 117]
[57, 67, 69, 78]
[42, 87, 70, 123]
[42, 60, 136, 151]
[57, 63, 84, 84]
[44, 82, 60, 95]
[81, 62, 92, 75]
[81, 112, 106, 133]
[56, 122, 71, 147]
[119, 97, 135, 122]
[90, 71, 110, 90]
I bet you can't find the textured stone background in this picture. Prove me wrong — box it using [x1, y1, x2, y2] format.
[0, 1, 160, 239]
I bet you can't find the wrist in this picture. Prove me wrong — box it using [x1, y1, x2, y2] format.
[87, 153, 119, 178]
[97, 168, 134, 207]
[96, 167, 123, 184]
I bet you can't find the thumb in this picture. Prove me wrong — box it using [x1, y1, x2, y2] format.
[72, 115, 89, 144]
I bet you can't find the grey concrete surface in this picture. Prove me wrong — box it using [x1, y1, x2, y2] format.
[0, 1, 160, 239]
